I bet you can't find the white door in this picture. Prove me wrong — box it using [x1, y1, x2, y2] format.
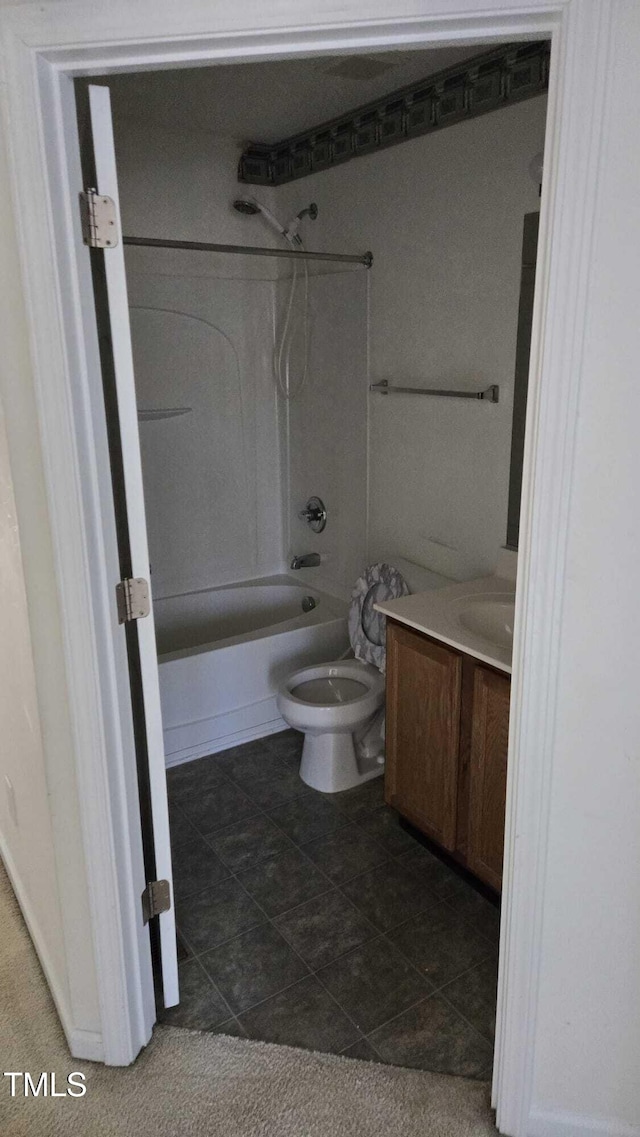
[85, 83, 178, 1008]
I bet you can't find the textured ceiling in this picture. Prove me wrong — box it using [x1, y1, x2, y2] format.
[101, 47, 480, 143]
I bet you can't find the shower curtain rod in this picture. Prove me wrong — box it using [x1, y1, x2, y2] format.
[123, 235, 373, 267]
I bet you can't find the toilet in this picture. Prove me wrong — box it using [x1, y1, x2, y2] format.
[277, 563, 410, 793]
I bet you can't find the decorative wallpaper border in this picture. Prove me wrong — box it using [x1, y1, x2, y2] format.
[238, 41, 550, 186]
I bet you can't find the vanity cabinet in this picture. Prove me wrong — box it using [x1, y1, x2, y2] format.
[385, 623, 462, 850]
[385, 618, 510, 892]
[467, 666, 510, 891]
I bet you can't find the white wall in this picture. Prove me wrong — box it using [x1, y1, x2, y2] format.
[114, 121, 284, 596]
[0, 116, 101, 1051]
[280, 96, 546, 581]
[0, 401, 69, 1013]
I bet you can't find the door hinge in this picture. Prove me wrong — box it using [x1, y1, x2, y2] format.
[79, 188, 119, 248]
[116, 577, 150, 624]
[141, 880, 171, 924]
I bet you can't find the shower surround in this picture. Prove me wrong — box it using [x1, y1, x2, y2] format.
[116, 121, 370, 759]
[127, 248, 283, 596]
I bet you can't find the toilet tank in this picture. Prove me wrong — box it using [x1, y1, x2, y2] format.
[389, 556, 453, 595]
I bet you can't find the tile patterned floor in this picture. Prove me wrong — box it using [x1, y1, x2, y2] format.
[160, 730, 499, 1079]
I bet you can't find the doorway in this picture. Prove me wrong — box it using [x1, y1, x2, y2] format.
[78, 39, 545, 1079]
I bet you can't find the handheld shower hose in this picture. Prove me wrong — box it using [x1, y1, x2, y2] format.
[233, 197, 317, 400]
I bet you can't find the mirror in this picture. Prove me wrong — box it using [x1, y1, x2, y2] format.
[506, 211, 539, 550]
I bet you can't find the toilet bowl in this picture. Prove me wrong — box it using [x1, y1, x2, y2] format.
[277, 563, 410, 793]
[277, 660, 385, 793]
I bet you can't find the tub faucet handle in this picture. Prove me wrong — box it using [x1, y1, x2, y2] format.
[298, 496, 327, 533]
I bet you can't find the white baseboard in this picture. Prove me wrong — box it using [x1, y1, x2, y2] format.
[0, 831, 105, 1064]
[529, 1109, 640, 1137]
[164, 695, 288, 767]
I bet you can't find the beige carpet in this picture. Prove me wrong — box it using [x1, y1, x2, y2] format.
[0, 866, 498, 1136]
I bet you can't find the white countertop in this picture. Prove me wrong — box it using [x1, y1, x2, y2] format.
[375, 574, 515, 674]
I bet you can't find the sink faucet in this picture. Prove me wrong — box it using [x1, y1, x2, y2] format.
[291, 553, 321, 570]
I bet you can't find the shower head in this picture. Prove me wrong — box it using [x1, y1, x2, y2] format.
[233, 195, 290, 242]
[233, 196, 317, 250]
[233, 198, 261, 216]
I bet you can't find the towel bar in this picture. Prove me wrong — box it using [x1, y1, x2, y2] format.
[370, 380, 499, 403]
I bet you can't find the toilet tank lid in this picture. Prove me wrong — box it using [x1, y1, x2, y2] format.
[385, 556, 453, 594]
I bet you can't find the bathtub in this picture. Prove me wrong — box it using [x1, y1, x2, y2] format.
[155, 576, 349, 766]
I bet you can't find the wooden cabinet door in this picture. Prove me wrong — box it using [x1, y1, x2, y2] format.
[468, 666, 510, 891]
[385, 622, 462, 850]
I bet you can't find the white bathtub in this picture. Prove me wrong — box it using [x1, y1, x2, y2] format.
[155, 576, 349, 766]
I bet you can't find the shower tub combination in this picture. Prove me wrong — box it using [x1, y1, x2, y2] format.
[155, 576, 349, 766]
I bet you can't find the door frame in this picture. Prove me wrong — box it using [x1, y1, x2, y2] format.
[0, 0, 613, 1127]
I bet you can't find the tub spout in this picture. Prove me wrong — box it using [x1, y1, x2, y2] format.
[291, 553, 320, 570]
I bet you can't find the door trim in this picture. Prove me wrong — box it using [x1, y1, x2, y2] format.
[0, 0, 615, 1128]
[25, 60, 157, 1065]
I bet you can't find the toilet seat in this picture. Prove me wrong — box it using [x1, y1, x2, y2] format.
[348, 562, 410, 671]
[279, 660, 385, 734]
[292, 675, 368, 705]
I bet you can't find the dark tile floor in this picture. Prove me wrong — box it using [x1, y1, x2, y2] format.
[160, 730, 499, 1079]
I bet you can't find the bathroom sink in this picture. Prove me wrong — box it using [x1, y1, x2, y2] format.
[456, 594, 515, 649]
